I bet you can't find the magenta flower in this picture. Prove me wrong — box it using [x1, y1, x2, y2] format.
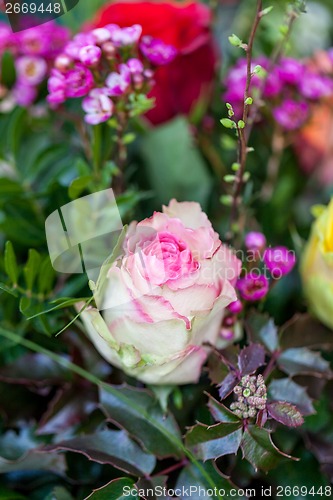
[0, 22, 16, 53]
[237, 274, 269, 302]
[245, 232, 266, 252]
[140, 36, 178, 66]
[227, 299, 243, 315]
[65, 64, 94, 98]
[92, 28, 112, 44]
[110, 24, 142, 46]
[298, 72, 333, 100]
[264, 246, 296, 279]
[277, 58, 305, 86]
[47, 70, 66, 105]
[13, 83, 37, 107]
[264, 69, 284, 98]
[15, 56, 47, 86]
[82, 88, 114, 125]
[65, 33, 96, 60]
[273, 99, 309, 130]
[79, 45, 102, 67]
[126, 58, 144, 75]
[18, 23, 69, 59]
[106, 64, 131, 96]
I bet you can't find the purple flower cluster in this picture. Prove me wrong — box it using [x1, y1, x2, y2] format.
[47, 24, 177, 125]
[0, 21, 70, 108]
[223, 55, 333, 130]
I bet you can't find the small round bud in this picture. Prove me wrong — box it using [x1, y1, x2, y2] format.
[102, 41, 116, 59]
[54, 54, 73, 72]
[227, 299, 243, 315]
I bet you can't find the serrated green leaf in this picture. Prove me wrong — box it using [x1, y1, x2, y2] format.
[185, 422, 242, 460]
[4, 241, 18, 285]
[241, 426, 297, 472]
[85, 478, 137, 500]
[23, 249, 41, 291]
[207, 395, 242, 423]
[100, 384, 182, 458]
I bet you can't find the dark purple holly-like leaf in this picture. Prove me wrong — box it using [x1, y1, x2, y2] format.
[185, 422, 243, 461]
[207, 352, 230, 385]
[246, 313, 279, 353]
[280, 314, 333, 351]
[268, 378, 315, 416]
[241, 425, 298, 472]
[267, 401, 304, 427]
[278, 348, 332, 378]
[37, 385, 98, 435]
[207, 394, 242, 423]
[218, 372, 239, 400]
[43, 429, 156, 476]
[0, 353, 70, 387]
[238, 344, 266, 376]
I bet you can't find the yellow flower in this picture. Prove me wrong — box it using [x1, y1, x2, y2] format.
[301, 199, 333, 330]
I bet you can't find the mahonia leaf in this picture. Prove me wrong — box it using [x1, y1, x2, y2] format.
[99, 384, 182, 458]
[207, 395, 242, 423]
[218, 372, 239, 400]
[86, 478, 136, 499]
[238, 344, 266, 376]
[268, 378, 315, 416]
[267, 402, 304, 427]
[185, 422, 243, 460]
[241, 426, 298, 472]
[280, 314, 333, 351]
[278, 348, 332, 378]
[43, 429, 156, 477]
[246, 314, 279, 353]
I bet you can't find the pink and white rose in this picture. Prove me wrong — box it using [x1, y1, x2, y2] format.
[79, 200, 241, 385]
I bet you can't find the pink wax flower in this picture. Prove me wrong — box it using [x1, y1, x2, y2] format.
[65, 33, 97, 60]
[106, 64, 131, 96]
[65, 64, 94, 98]
[298, 72, 333, 100]
[140, 36, 178, 66]
[263, 69, 284, 98]
[15, 56, 47, 86]
[18, 22, 70, 59]
[110, 24, 142, 46]
[82, 88, 114, 125]
[237, 274, 269, 302]
[264, 246, 296, 279]
[0, 22, 16, 53]
[244, 232, 266, 252]
[13, 83, 37, 107]
[277, 58, 305, 86]
[273, 99, 309, 130]
[79, 45, 102, 67]
[126, 58, 144, 75]
[91, 28, 112, 44]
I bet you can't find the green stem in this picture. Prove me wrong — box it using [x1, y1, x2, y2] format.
[92, 124, 103, 181]
[0, 326, 223, 499]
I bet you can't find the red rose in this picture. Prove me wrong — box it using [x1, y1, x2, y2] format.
[93, 0, 218, 125]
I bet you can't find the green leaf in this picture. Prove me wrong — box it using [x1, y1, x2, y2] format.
[86, 478, 137, 499]
[228, 34, 243, 47]
[185, 422, 242, 460]
[19, 296, 32, 316]
[278, 347, 332, 378]
[220, 118, 235, 129]
[1, 51, 16, 88]
[207, 395, 242, 423]
[38, 256, 55, 295]
[23, 249, 41, 291]
[140, 117, 212, 208]
[267, 402, 304, 427]
[0, 282, 19, 297]
[238, 120, 245, 129]
[176, 462, 244, 500]
[241, 426, 297, 472]
[260, 6, 274, 16]
[44, 429, 156, 476]
[68, 175, 93, 199]
[100, 384, 183, 458]
[4, 241, 18, 285]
